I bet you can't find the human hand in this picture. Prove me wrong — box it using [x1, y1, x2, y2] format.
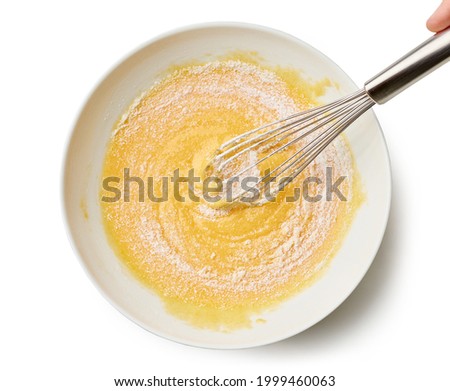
[427, 0, 450, 32]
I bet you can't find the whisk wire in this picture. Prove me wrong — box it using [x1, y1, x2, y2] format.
[211, 89, 375, 202]
[275, 98, 375, 193]
[253, 96, 371, 195]
[233, 92, 371, 178]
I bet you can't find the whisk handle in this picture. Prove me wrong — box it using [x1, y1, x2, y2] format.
[365, 27, 450, 104]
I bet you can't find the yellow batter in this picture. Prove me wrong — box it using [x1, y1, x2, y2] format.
[100, 55, 363, 331]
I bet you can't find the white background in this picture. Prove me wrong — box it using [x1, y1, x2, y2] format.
[1, 0, 449, 389]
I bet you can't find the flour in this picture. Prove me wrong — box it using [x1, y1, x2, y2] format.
[103, 58, 358, 320]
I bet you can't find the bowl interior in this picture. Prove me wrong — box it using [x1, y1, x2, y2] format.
[63, 23, 391, 348]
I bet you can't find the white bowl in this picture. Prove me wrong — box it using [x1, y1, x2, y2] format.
[63, 22, 391, 349]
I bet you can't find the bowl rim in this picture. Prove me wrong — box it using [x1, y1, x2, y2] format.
[61, 21, 392, 349]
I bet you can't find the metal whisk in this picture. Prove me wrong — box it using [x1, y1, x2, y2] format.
[208, 27, 450, 203]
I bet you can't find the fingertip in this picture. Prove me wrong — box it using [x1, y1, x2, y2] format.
[426, 17, 439, 32]
[427, 0, 450, 32]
